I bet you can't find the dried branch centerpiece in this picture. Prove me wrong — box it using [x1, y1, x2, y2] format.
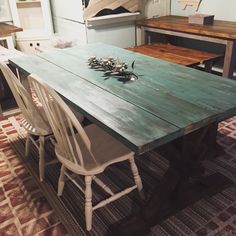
[88, 56, 138, 82]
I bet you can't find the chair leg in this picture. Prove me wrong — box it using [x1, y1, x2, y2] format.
[58, 165, 66, 196]
[129, 156, 143, 193]
[25, 133, 31, 157]
[85, 176, 93, 231]
[39, 136, 45, 182]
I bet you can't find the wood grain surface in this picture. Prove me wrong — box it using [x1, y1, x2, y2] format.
[128, 43, 223, 66]
[0, 23, 22, 37]
[9, 43, 236, 153]
[137, 15, 236, 40]
[10, 54, 180, 153]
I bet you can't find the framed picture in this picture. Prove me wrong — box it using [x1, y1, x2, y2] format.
[0, 0, 12, 22]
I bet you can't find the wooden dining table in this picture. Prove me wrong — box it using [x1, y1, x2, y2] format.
[9, 43, 236, 235]
[137, 15, 236, 79]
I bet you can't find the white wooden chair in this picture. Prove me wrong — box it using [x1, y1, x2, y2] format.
[0, 62, 53, 181]
[29, 74, 144, 231]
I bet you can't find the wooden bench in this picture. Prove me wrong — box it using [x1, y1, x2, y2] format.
[128, 43, 223, 72]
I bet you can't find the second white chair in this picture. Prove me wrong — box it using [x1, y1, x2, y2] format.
[0, 62, 53, 181]
[29, 74, 143, 231]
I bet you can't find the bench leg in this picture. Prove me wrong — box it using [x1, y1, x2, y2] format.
[205, 61, 214, 73]
[141, 27, 152, 45]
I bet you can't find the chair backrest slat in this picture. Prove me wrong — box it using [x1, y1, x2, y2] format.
[0, 62, 49, 135]
[29, 74, 97, 170]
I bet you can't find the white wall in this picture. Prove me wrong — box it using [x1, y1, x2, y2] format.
[144, 0, 171, 19]
[136, 0, 171, 45]
[171, 0, 236, 21]
[0, 0, 12, 22]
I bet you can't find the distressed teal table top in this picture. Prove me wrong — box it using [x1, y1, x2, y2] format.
[10, 43, 236, 154]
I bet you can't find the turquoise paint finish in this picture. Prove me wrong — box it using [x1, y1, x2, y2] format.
[38, 43, 236, 129]
[171, 0, 236, 21]
[9, 54, 180, 153]
[9, 43, 236, 152]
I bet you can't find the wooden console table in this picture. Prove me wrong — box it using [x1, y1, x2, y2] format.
[0, 23, 22, 49]
[137, 15, 236, 79]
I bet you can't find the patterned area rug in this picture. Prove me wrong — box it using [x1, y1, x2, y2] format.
[0, 115, 67, 236]
[0, 115, 236, 236]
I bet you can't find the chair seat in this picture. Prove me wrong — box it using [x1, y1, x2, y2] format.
[20, 105, 52, 136]
[56, 124, 134, 174]
[20, 101, 83, 137]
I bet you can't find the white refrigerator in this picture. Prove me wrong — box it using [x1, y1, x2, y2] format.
[50, 0, 137, 48]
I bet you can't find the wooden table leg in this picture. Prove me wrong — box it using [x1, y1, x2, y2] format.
[110, 123, 231, 236]
[204, 122, 225, 158]
[223, 40, 236, 78]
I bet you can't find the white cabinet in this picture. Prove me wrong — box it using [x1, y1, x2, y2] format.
[16, 38, 51, 53]
[9, 0, 53, 52]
